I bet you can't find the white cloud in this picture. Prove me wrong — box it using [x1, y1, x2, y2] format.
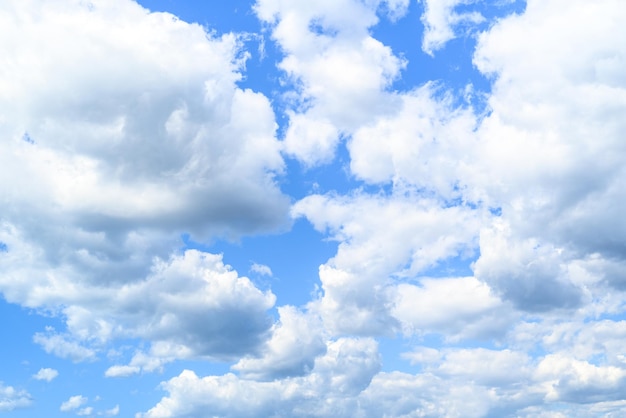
[68, 250, 276, 367]
[78, 407, 94, 416]
[535, 354, 626, 403]
[348, 85, 478, 198]
[462, 0, 626, 317]
[104, 365, 140, 378]
[473, 221, 583, 312]
[0, 383, 31, 412]
[101, 405, 120, 416]
[255, 0, 406, 166]
[232, 306, 326, 380]
[419, 0, 485, 55]
[250, 262, 273, 277]
[60, 395, 88, 412]
[293, 192, 483, 335]
[392, 277, 511, 340]
[139, 337, 380, 417]
[33, 332, 97, 363]
[32, 367, 59, 382]
[0, 0, 288, 365]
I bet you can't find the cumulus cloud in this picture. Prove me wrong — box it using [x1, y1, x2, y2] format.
[473, 221, 583, 312]
[232, 306, 326, 380]
[293, 192, 483, 335]
[348, 84, 478, 198]
[0, 0, 287, 365]
[4, 0, 626, 416]
[60, 395, 87, 412]
[32, 367, 59, 382]
[0, 383, 31, 412]
[392, 277, 512, 340]
[255, 0, 407, 166]
[80, 250, 276, 369]
[139, 338, 380, 418]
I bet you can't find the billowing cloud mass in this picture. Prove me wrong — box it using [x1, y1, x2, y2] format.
[1, 0, 626, 416]
[0, 0, 284, 365]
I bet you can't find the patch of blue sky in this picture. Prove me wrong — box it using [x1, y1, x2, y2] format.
[372, 0, 526, 113]
[0, 302, 64, 379]
[21, 132, 34, 144]
[416, 252, 478, 279]
[182, 217, 337, 310]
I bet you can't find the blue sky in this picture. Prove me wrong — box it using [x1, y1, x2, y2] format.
[1, 0, 626, 416]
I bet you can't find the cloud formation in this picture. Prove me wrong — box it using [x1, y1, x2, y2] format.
[2, 0, 626, 416]
[0, 383, 31, 412]
[0, 0, 284, 367]
[32, 368, 59, 382]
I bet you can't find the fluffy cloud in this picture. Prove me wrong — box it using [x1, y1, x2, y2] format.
[293, 192, 483, 335]
[144, 342, 626, 417]
[472, 0, 626, 228]
[392, 277, 512, 340]
[255, 0, 407, 165]
[473, 221, 583, 312]
[139, 338, 380, 417]
[232, 305, 326, 380]
[348, 85, 477, 198]
[419, 0, 485, 55]
[0, 0, 287, 366]
[0, 383, 31, 412]
[88, 250, 276, 369]
[60, 395, 87, 412]
[32, 367, 59, 382]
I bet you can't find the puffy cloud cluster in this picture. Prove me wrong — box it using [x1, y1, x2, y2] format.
[0, 383, 31, 412]
[60, 394, 118, 416]
[140, 337, 381, 418]
[256, 0, 409, 165]
[141, 343, 626, 417]
[0, 0, 286, 366]
[3, 0, 626, 416]
[293, 192, 485, 335]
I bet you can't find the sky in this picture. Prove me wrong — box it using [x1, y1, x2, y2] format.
[1, 0, 626, 416]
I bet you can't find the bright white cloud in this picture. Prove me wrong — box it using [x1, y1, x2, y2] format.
[0, 383, 31, 412]
[77, 406, 94, 416]
[70, 250, 276, 367]
[0, 0, 288, 367]
[348, 85, 477, 198]
[60, 395, 87, 412]
[419, 0, 485, 55]
[104, 365, 141, 378]
[32, 367, 59, 382]
[256, 0, 407, 166]
[392, 277, 511, 340]
[2, 0, 626, 416]
[232, 306, 326, 380]
[293, 192, 483, 335]
[139, 337, 380, 417]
